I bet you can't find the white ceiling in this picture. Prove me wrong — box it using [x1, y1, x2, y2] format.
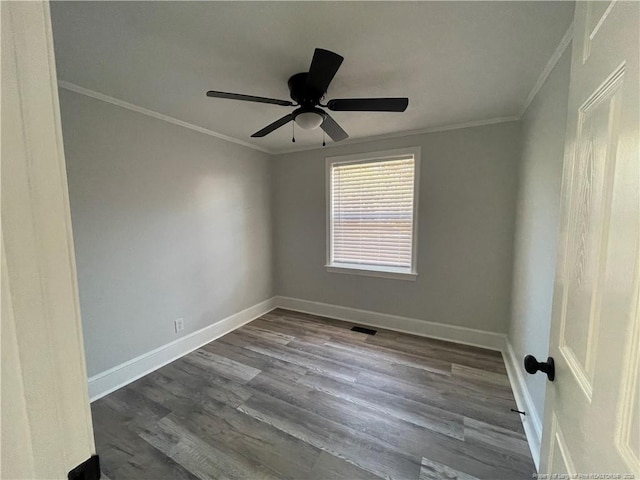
[50, 1, 574, 154]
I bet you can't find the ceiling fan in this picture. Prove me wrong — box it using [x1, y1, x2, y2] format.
[206, 48, 409, 143]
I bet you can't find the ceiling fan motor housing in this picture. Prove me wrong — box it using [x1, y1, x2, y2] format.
[288, 72, 324, 108]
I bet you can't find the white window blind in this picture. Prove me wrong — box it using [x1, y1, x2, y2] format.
[330, 155, 416, 272]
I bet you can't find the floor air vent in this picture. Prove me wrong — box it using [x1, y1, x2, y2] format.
[351, 326, 377, 335]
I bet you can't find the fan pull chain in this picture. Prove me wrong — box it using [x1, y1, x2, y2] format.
[292, 121, 296, 143]
[322, 130, 326, 147]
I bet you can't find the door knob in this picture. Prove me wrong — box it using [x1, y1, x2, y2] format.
[524, 355, 555, 381]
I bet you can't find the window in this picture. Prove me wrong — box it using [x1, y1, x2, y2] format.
[326, 147, 420, 280]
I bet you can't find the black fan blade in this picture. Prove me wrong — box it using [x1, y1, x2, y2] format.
[327, 98, 409, 112]
[321, 113, 348, 142]
[306, 48, 344, 94]
[207, 90, 294, 107]
[251, 114, 294, 137]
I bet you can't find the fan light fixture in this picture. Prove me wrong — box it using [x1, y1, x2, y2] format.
[206, 48, 409, 144]
[294, 110, 325, 130]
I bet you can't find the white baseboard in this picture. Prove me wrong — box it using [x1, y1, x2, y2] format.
[87, 297, 277, 401]
[87, 295, 506, 401]
[503, 340, 543, 470]
[88, 294, 541, 470]
[275, 296, 506, 351]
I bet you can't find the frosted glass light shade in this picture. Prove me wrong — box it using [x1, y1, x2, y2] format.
[294, 111, 324, 130]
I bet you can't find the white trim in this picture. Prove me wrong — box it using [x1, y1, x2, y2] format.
[3, 3, 98, 476]
[503, 340, 543, 470]
[87, 294, 507, 401]
[325, 148, 420, 165]
[325, 264, 418, 281]
[275, 296, 506, 351]
[325, 147, 421, 278]
[280, 116, 519, 155]
[87, 297, 277, 401]
[85, 292, 538, 468]
[58, 80, 273, 154]
[582, 0, 618, 63]
[57, 23, 575, 159]
[58, 82, 522, 156]
[521, 23, 574, 117]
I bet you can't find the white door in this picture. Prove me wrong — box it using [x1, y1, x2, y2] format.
[1, 1, 97, 478]
[540, 0, 639, 476]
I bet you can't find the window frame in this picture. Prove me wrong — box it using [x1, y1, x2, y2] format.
[325, 146, 421, 281]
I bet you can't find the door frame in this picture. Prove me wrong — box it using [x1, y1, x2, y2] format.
[1, 2, 96, 478]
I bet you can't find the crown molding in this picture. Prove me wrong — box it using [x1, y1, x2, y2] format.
[59, 22, 574, 157]
[520, 22, 574, 117]
[276, 116, 520, 155]
[58, 80, 520, 157]
[57, 81, 274, 154]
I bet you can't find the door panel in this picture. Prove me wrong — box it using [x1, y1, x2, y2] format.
[548, 414, 575, 475]
[582, 0, 617, 62]
[541, 0, 639, 475]
[559, 63, 625, 400]
[614, 281, 639, 472]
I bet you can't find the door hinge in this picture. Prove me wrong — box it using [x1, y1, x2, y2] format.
[68, 455, 100, 480]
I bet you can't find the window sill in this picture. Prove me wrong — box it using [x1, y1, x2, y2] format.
[325, 264, 418, 281]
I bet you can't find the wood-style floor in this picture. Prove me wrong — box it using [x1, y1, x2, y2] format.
[92, 309, 535, 480]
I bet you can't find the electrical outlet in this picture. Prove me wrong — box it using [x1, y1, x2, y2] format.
[174, 318, 184, 333]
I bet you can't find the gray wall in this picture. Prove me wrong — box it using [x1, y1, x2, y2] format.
[273, 122, 522, 334]
[60, 90, 273, 376]
[508, 48, 571, 418]
[62, 73, 565, 379]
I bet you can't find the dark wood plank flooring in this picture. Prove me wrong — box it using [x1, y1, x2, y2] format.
[92, 309, 535, 480]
